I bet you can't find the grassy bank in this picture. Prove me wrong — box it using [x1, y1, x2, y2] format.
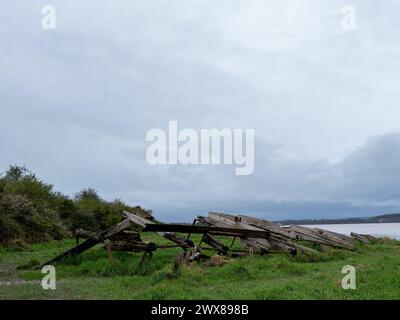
[1, 233, 399, 300]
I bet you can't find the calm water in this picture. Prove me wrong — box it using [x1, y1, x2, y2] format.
[303, 223, 400, 240]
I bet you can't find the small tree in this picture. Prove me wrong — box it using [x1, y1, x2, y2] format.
[75, 188, 100, 201]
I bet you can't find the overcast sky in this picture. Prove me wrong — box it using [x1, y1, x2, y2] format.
[1, 1, 400, 222]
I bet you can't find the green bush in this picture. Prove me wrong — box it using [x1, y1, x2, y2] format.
[0, 209, 24, 243]
[0, 165, 153, 245]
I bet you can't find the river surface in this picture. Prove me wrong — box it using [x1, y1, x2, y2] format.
[302, 223, 400, 239]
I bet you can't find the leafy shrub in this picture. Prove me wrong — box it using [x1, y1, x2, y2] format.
[0, 165, 153, 245]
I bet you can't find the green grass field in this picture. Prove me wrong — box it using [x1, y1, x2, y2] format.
[1, 233, 399, 300]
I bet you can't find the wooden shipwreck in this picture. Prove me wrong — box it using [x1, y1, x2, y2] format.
[41, 211, 377, 268]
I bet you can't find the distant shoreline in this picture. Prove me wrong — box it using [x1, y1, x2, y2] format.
[275, 213, 400, 225]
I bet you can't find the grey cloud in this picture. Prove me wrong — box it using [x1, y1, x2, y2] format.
[1, 1, 400, 222]
[147, 133, 400, 221]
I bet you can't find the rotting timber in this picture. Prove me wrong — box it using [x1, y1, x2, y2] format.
[41, 211, 376, 268]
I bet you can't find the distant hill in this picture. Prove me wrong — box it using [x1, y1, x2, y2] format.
[276, 213, 400, 225]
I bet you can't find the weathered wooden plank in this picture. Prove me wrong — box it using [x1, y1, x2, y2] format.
[201, 233, 229, 255]
[213, 214, 354, 249]
[109, 230, 141, 242]
[239, 238, 270, 254]
[208, 212, 265, 232]
[203, 213, 273, 251]
[314, 228, 354, 243]
[41, 239, 98, 267]
[74, 229, 100, 241]
[288, 225, 354, 250]
[268, 237, 296, 256]
[209, 212, 287, 245]
[237, 214, 297, 240]
[217, 213, 297, 247]
[351, 232, 377, 244]
[312, 228, 355, 247]
[105, 241, 157, 252]
[290, 242, 319, 255]
[123, 211, 195, 249]
[101, 219, 133, 239]
[210, 212, 355, 250]
[144, 223, 271, 239]
[207, 213, 271, 244]
[163, 233, 194, 249]
[122, 211, 150, 228]
[41, 219, 133, 267]
[219, 212, 355, 250]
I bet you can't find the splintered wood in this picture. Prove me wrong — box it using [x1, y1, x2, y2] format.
[42, 211, 378, 267]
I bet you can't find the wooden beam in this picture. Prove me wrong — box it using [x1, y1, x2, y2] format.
[101, 219, 133, 239]
[201, 233, 229, 255]
[351, 232, 377, 244]
[288, 225, 354, 250]
[109, 230, 141, 242]
[122, 211, 150, 228]
[239, 238, 270, 254]
[123, 211, 195, 249]
[41, 219, 133, 267]
[143, 223, 270, 239]
[74, 229, 100, 241]
[314, 228, 354, 243]
[105, 242, 157, 252]
[163, 233, 194, 249]
[205, 213, 271, 247]
[237, 214, 297, 240]
[208, 212, 266, 232]
[206, 212, 355, 251]
[196, 213, 272, 253]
